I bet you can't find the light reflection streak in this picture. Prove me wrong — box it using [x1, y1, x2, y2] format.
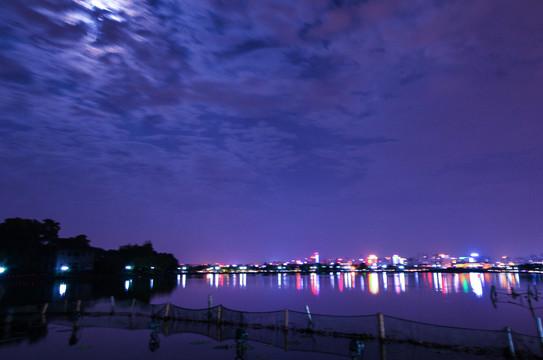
[470, 273, 483, 298]
[150, 278, 154, 290]
[239, 273, 247, 288]
[59, 282, 67, 296]
[310, 273, 320, 296]
[344, 272, 352, 290]
[394, 274, 401, 294]
[124, 279, 132, 291]
[394, 273, 406, 294]
[453, 274, 459, 293]
[460, 274, 469, 293]
[369, 273, 379, 295]
[170, 271, 530, 300]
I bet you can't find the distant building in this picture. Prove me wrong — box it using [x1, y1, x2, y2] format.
[50, 235, 96, 272]
[54, 248, 95, 271]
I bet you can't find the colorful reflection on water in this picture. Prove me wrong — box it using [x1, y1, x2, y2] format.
[184, 271, 525, 298]
[2, 271, 541, 335]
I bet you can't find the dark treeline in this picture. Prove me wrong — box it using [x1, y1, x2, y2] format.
[0, 218, 179, 275]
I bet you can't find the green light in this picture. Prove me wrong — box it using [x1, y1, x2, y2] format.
[462, 278, 469, 293]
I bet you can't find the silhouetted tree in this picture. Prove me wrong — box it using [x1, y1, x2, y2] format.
[95, 241, 179, 274]
[0, 218, 59, 272]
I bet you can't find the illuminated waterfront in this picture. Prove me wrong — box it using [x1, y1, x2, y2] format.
[2, 271, 541, 336]
[150, 271, 542, 336]
[2, 272, 543, 360]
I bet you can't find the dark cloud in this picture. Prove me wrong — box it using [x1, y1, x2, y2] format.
[216, 38, 278, 58]
[0, 119, 33, 132]
[0, 56, 34, 84]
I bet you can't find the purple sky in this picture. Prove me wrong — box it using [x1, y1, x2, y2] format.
[1, 0, 543, 264]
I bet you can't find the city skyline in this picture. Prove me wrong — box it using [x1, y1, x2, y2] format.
[1, 1, 543, 264]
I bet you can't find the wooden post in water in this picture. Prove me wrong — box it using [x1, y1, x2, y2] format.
[110, 296, 115, 314]
[505, 327, 516, 359]
[377, 313, 387, 360]
[305, 305, 313, 330]
[284, 309, 289, 331]
[5, 308, 13, 324]
[216, 304, 223, 342]
[377, 313, 386, 341]
[129, 298, 136, 316]
[217, 304, 222, 325]
[207, 294, 213, 324]
[76, 300, 81, 313]
[41, 303, 49, 315]
[536, 317, 543, 354]
[164, 302, 171, 319]
[4, 308, 13, 338]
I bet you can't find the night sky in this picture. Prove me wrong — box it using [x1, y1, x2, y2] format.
[1, 0, 542, 263]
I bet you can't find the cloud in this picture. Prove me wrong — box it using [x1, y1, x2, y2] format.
[1, 0, 543, 258]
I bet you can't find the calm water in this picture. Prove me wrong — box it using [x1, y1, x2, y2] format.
[1, 272, 543, 359]
[2, 272, 541, 333]
[164, 272, 543, 335]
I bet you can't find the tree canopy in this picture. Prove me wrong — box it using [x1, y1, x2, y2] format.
[0, 218, 179, 275]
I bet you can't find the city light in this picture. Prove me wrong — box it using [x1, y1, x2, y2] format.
[60, 265, 70, 271]
[59, 282, 67, 296]
[125, 265, 133, 270]
[367, 254, 378, 265]
[0, 266, 6, 274]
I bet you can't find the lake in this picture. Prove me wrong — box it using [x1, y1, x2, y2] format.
[1, 271, 542, 359]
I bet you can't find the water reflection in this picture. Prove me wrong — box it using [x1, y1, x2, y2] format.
[369, 273, 379, 295]
[394, 273, 406, 294]
[310, 273, 320, 296]
[195, 272, 542, 299]
[59, 283, 67, 297]
[2, 272, 542, 311]
[470, 273, 483, 298]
